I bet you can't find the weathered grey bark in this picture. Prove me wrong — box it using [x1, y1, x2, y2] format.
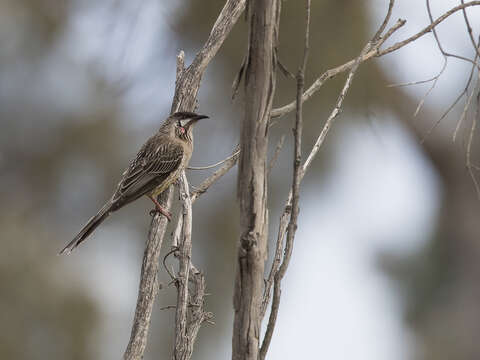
[173, 172, 194, 360]
[124, 188, 173, 360]
[124, 1, 246, 359]
[232, 0, 279, 359]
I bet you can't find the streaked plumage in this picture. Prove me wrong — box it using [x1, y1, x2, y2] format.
[59, 111, 208, 255]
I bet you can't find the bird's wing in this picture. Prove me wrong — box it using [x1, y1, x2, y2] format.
[113, 138, 184, 202]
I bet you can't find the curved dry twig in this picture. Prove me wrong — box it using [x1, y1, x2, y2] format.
[415, 59, 447, 119]
[163, 247, 178, 281]
[425, 0, 478, 68]
[187, 149, 240, 170]
[191, 146, 240, 202]
[454, 85, 477, 144]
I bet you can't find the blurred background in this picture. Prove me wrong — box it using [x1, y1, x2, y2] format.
[1, 0, 480, 359]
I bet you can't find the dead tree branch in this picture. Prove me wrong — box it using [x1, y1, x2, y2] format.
[267, 136, 286, 175]
[271, 1, 480, 119]
[191, 145, 240, 202]
[124, 1, 246, 359]
[270, 18, 405, 118]
[124, 187, 173, 360]
[168, 173, 217, 360]
[467, 74, 480, 199]
[260, 0, 311, 358]
[173, 172, 200, 360]
[188, 149, 240, 170]
[261, 1, 395, 357]
[461, 0, 480, 59]
[232, 0, 279, 359]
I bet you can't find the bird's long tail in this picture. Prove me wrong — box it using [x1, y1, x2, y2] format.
[59, 202, 113, 255]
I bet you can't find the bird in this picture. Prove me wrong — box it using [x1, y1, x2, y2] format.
[59, 111, 208, 255]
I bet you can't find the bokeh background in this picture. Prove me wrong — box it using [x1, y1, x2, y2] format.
[1, 0, 480, 359]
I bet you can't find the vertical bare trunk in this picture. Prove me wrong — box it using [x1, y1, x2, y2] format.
[232, 0, 278, 359]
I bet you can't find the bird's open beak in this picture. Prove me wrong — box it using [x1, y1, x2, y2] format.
[186, 114, 209, 128]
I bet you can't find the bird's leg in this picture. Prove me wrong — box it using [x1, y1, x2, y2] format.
[148, 195, 172, 221]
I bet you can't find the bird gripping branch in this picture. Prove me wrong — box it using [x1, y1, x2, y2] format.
[59, 111, 208, 255]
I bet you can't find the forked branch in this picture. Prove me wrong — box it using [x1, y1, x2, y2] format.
[124, 1, 246, 359]
[271, 1, 480, 119]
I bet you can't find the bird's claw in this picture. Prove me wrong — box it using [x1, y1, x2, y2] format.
[150, 208, 172, 221]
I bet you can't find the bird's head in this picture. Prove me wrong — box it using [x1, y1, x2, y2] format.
[161, 111, 209, 141]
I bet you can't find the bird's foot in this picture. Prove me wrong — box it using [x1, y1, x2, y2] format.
[149, 207, 172, 221]
[148, 195, 172, 221]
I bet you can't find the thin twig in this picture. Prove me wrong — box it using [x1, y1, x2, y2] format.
[232, 55, 247, 100]
[372, 0, 395, 40]
[461, 0, 480, 59]
[271, 1, 480, 119]
[454, 86, 476, 143]
[467, 76, 480, 199]
[259, 0, 311, 358]
[414, 59, 447, 119]
[420, 0, 480, 142]
[453, 39, 480, 142]
[387, 75, 444, 88]
[301, 49, 377, 177]
[424, 0, 478, 68]
[379, 2, 480, 62]
[260, 202, 289, 318]
[270, 18, 406, 118]
[191, 145, 240, 202]
[187, 149, 240, 170]
[416, 0, 454, 139]
[267, 135, 286, 174]
[261, 2, 396, 355]
[163, 247, 178, 281]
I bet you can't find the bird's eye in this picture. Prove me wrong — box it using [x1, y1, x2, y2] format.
[177, 121, 182, 127]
